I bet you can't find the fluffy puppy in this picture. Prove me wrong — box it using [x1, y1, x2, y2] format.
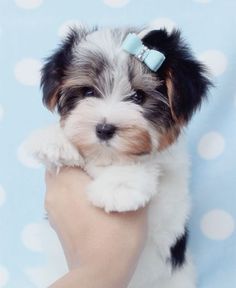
[26, 26, 211, 287]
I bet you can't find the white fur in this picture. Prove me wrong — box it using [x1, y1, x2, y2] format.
[23, 27, 197, 287]
[129, 138, 195, 287]
[87, 161, 159, 212]
[25, 124, 159, 212]
[24, 124, 84, 170]
[24, 125, 195, 287]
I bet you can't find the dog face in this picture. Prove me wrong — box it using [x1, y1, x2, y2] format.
[41, 27, 211, 164]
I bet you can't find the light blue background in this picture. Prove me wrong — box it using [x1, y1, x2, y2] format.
[0, 0, 235, 287]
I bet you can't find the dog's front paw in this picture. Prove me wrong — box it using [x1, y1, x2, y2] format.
[23, 125, 83, 170]
[87, 182, 148, 213]
[87, 183, 142, 213]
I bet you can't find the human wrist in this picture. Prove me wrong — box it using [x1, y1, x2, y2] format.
[49, 263, 129, 288]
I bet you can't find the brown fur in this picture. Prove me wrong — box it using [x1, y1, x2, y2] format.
[47, 88, 61, 111]
[116, 126, 152, 156]
[166, 74, 185, 126]
[158, 126, 180, 151]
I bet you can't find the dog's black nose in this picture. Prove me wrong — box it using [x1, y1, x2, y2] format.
[96, 123, 116, 141]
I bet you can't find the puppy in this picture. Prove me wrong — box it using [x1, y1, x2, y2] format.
[26, 26, 211, 287]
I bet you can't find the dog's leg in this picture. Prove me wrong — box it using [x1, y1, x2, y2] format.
[86, 162, 160, 212]
[23, 124, 83, 171]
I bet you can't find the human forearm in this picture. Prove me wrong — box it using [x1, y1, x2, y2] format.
[49, 212, 146, 288]
[46, 168, 147, 288]
[49, 264, 129, 288]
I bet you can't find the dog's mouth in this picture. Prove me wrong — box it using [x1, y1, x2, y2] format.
[66, 124, 153, 165]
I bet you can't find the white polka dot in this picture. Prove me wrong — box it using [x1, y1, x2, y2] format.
[198, 131, 225, 160]
[0, 266, 9, 287]
[201, 210, 235, 240]
[25, 267, 56, 288]
[21, 223, 44, 252]
[0, 185, 6, 207]
[15, 0, 43, 9]
[14, 58, 42, 86]
[198, 50, 228, 76]
[103, 0, 130, 8]
[24, 221, 68, 285]
[17, 141, 41, 169]
[0, 105, 4, 122]
[58, 20, 84, 39]
[149, 18, 176, 32]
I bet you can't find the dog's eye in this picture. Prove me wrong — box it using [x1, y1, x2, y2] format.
[127, 90, 146, 105]
[81, 87, 97, 97]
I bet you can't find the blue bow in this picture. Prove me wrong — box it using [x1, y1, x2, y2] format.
[122, 33, 165, 72]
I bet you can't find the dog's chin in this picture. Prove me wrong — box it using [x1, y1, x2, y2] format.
[70, 137, 152, 166]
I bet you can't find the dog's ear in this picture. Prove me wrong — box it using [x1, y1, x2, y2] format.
[142, 29, 212, 123]
[41, 27, 88, 111]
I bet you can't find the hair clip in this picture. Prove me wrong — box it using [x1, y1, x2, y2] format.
[122, 33, 165, 72]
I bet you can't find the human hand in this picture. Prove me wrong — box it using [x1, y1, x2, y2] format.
[45, 167, 148, 288]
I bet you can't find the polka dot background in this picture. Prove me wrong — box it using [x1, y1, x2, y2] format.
[0, 105, 4, 123]
[0, 0, 235, 287]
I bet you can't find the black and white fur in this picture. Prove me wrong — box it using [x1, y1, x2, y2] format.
[25, 26, 211, 287]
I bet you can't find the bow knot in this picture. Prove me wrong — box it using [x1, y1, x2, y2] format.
[122, 33, 165, 72]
